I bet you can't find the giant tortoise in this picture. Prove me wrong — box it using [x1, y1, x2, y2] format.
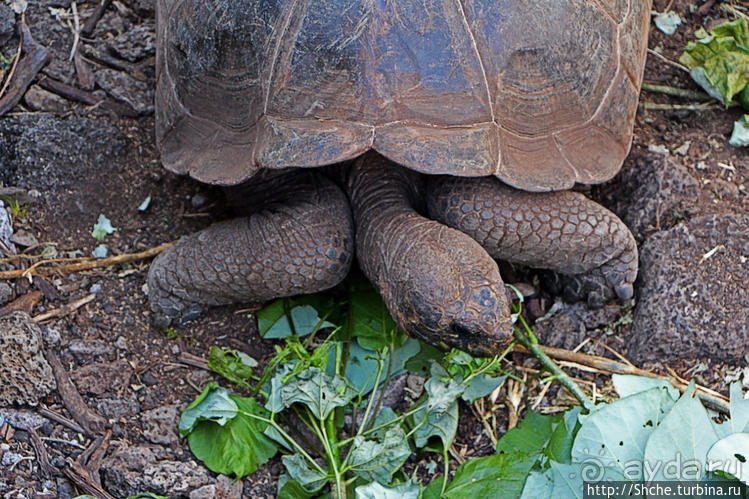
[148, 0, 650, 356]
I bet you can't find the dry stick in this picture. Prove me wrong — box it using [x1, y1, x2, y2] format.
[33, 294, 95, 322]
[0, 241, 176, 279]
[37, 74, 139, 117]
[0, 29, 22, 100]
[641, 82, 712, 101]
[28, 426, 60, 478]
[80, 0, 112, 37]
[44, 350, 107, 436]
[0, 19, 52, 117]
[38, 407, 87, 435]
[647, 48, 690, 73]
[513, 344, 731, 414]
[640, 101, 721, 111]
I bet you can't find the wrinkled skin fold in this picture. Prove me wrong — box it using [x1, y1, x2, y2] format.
[148, 153, 638, 355]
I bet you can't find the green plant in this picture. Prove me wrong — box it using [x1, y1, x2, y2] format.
[1, 195, 28, 220]
[178, 275, 748, 498]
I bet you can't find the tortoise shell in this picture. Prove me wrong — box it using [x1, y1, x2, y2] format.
[156, 0, 651, 191]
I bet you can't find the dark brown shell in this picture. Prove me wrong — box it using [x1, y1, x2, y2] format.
[156, 0, 651, 191]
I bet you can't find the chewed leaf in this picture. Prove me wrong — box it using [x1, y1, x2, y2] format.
[354, 481, 420, 499]
[348, 427, 411, 484]
[730, 115, 749, 147]
[186, 395, 278, 478]
[707, 433, 749, 484]
[91, 214, 116, 241]
[653, 11, 681, 35]
[280, 367, 357, 420]
[179, 383, 238, 435]
[680, 18, 749, 110]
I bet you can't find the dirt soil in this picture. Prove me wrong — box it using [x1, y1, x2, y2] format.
[0, 0, 747, 497]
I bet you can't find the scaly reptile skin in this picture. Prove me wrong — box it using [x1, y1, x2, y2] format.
[426, 176, 638, 306]
[346, 154, 512, 356]
[147, 170, 354, 328]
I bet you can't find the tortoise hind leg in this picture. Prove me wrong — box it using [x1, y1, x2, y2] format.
[425, 176, 637, 308]
[344, 154, 512, 356]
[147, 170, 354, 328]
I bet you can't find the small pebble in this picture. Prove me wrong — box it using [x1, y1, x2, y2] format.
[115, 336, 128, 349]
[191, 193, 208, 208]
[89, 283, 102, 294]
[42, 326, 61, 346]
[1, 452, 22, 466]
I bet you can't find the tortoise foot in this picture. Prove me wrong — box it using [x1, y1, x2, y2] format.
[146, 171, 354, 327]
[427, 175, 638, 307]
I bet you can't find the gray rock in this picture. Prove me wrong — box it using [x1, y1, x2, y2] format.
[23, 86, 70, 114]
[95, 69, 154, 115]
[0, 3, 13, 46]
[533, 301, 623, 352]
[41, 325, 61, 346]
[107, 23, 156, 62]
[71, 360, 133, 396]
[97, 395, 141, 420]
[0, 115, 125, 192]
[0, 201, 16, 254]
[614, 152, 698, 241]
[9, 229, 38, 248]
[68, 340, 114, 361]
[189, 476, 243, 499]
[628, 214, 749, 363]
[101, 446, 213, 497]
[1, 452, 22, 466]
[0, 282, 13, 306]
[0, 409, 47, 431]
[0, 312, 56, 406]
[141, 404, 180, 445]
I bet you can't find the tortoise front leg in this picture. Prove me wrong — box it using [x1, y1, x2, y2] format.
[147, 170, 354, 328]
[425, 176, 638, 307]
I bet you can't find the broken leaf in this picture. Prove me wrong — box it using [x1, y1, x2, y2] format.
[138, 195, 152, 211]
[653, 11, 682, 35]
[92, 244, 108, 258]
[680, 18, 749, 109]
[730, 114, 749, 147]
[91, 214, 116, 241]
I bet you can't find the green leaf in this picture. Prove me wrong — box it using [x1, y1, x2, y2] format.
[179, 383, 238, 436]
[612, 374, 680, 400]
[404, 342, 444, 376]
[348, 427, 412, 484]
[730, 114, 749, 147]
[653, 11, 681, 35]
[186, 395, 278, 478]
[208, 346, 257, 389]
[546, 407, 582, 464]
[91, 214, 116, 241]
[572, 386, 677, 481]
[282, 454, 328, 493]
[281, 367, 357, 420]
[350, 288, 402, 350]
[497, 409, 560, 456]
[265, 363, 295, 414]
[461, 374, 507, 403]
[410, 397, 458, 449]
[92, 244, 108, 258]
[707, 433, 749, 484]
[277, 475, 314, 499]
[441, 452, 537, 498]
[340, 337, 420, 394]
[355, 481, 420, 499]
[260, 304, 335, 339]
[680, 18, 749, 110]
[730, 382, 749, 432]
[423, 377, 465, 413]
[643, 382, 718, 481]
